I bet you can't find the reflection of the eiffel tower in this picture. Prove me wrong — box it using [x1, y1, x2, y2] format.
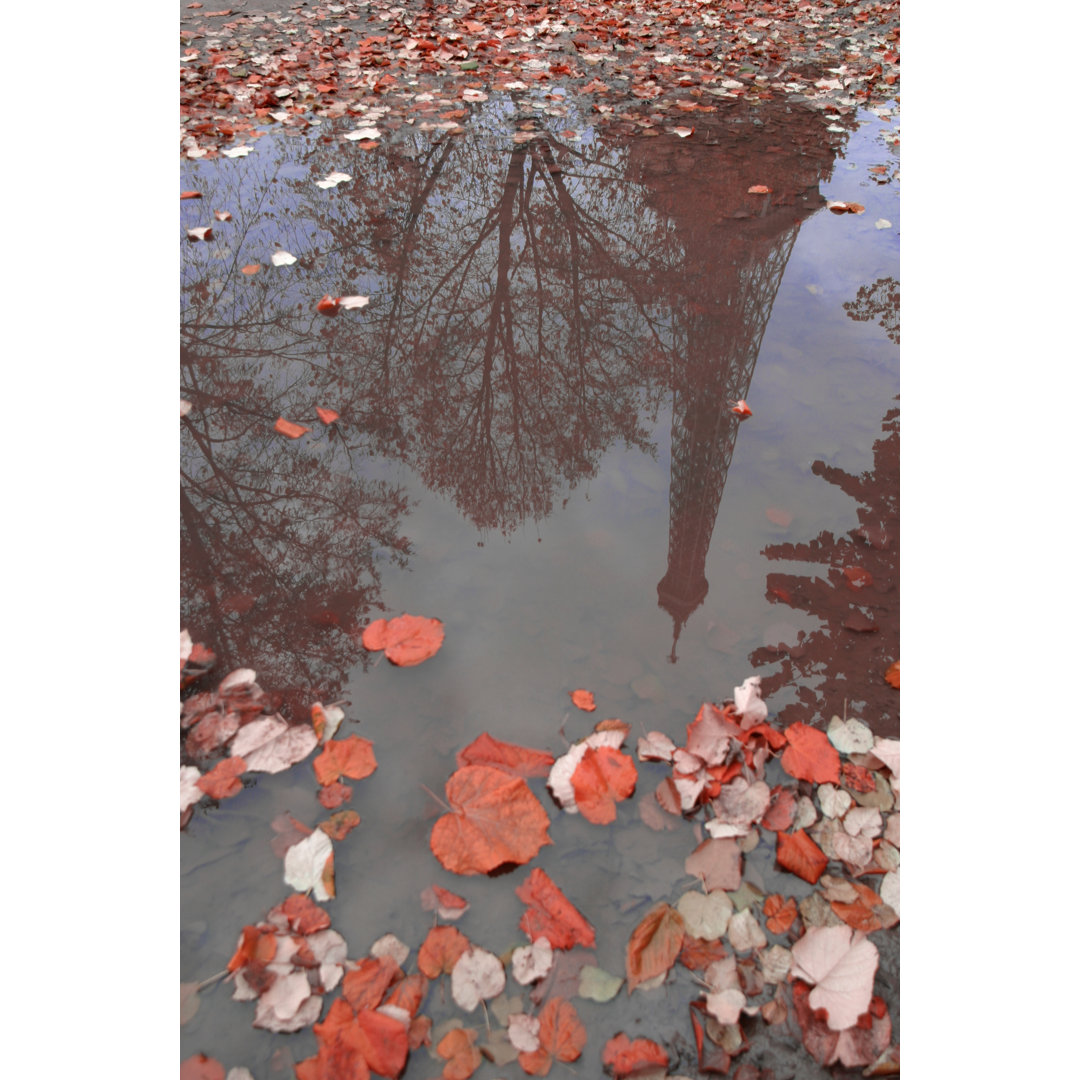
[627, 112, 838, 660]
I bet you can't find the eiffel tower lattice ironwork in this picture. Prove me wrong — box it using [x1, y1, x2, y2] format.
[657, 225, 801, 661]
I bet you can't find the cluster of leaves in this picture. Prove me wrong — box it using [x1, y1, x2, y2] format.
[185, 606, 899, 1076]
[180, 0, 900, 156]
[180, 631, 327, 827]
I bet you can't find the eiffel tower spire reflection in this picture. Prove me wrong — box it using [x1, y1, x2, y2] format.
[629, 108, 839, 661]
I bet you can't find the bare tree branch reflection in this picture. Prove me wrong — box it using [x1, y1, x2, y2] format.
[844, 275, 899, 344]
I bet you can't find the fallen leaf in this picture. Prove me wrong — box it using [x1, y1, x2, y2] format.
[180, 190, 202, 200]
[345, 127, 382, 140]
[186, 227, 213, 242]
[512, 936, 554, 985]
[283, 829, 334, 901]
[214, 210, 232, 221]
[451, 946, 506, 1012]
[196, 756, 246, 799]
[241, 264, 260, 275]
[602, 1032, 669, 1078]
[418, 924, 471, 978]
[883, 661, 900, 688]
[319, 809, 361, 841]
[316, 294, 340, 315]
[516, 867, 596, 949]
[517, 997, 586, 1076]
[231, 716, 318, 773]
[748, 184, 772, 194]
[685, 837, 742, 892]
[362, 614, 445, 666]
[271, 250, 297, 266]
[338, 295, 370, 310]
[790, 925, 879, 1030]
[729, 398, 752, 417]
[456, 732, 555, 778]
[569, 689, 596, 711]
[781, 722, 841, 784]
[430, 764, 552, 875]
[181, 1054, 225, 1080]
[316, 407, 340, 425]
[776, 829, 829, 884]
[626, 902, 685, 993]
[420, 884, 470, 921]
[437, 1027, 482, 1080]
[313, 735, 378, 786]
[274, 417, 310, 439]
[570, 745, 637, 824]
[577, 965, 623, 1003]
[763, 894, 798, 934]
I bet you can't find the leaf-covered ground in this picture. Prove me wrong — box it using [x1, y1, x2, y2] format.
[181, 0, 899, 156]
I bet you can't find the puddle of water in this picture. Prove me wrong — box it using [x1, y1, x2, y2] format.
[181, 95, 899, 1077]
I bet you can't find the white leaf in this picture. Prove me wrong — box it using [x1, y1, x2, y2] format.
[371, 933, 410, 967]
[705, 987, 746, 1024]
[512, 937, 553, 985]
[271, 250, 298, 266]
[869, 738, 900, 786]
[817, 783, 852, 819]
[221, 145, 253, 158]
[337, 295, 369, 310]
[283, 830, 334, 900]
[790, 926, 878, 1031]
[180, 766, 203, 813]
[826, 716, 874, 755]
[307, 929, 348, 966]
[219, 668, 257, 693]
[244, 724, 318, 774]
[180, 399, 193, 417]
[508, 1012, 540, 1053]
[226, 1070, 256, 1080]
[253, 990, 322, 1032]
[843, 806, 882, 839]
[727, 909, 767, 952]
[880, 869, 900, 916]
[180, 629, 193, 665]
[874, 218, 892, 229]
[259, 971, 311, 1022]
[344, 126, 381, 140]
[637, 731, 676, 762]
[760, 945, 792, 984]
[451, 947, 506, 1012]
[462, 88, 488, 102]
[733, 676, 768, 725]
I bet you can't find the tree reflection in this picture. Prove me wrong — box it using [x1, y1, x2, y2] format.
[748, 405, 900, 736]
[844, 275, 899, 344]
[180, 96, 847, 695]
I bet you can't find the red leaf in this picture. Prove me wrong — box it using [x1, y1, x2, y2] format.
[437, 1027, 482, 1080]
[314, 736, 377, 786]
[626, 902, 685, 993]
[316, 406, 340, 425]
[602, 1032, 669, 1078]
[343, 955, 403, 1012]
[196, 756, 246, 799]
[317, 781, 353, 809]
[241, 263, 260, 275]
[180, 1054, 225, 1080]
[316, 294, 340, 315]
[518, 997, 587, 1076]
[274, 417, 310, 439]
[883, 660, 900, 688]
[515, 867, 596, 949]
[456, 732, 555, 778]
[759, 786, 797, 832]
[180, 190, 203, 199]
[361, 614, 445, 666]
[353, 1008, 410, 1078]
[776, 829, 829, 884]
[570, 746, 637, 824]
[747, 184, 772, 194]
[430, 765, 552, 875]
[569, 688, 596, 711]
[417, 925, 471, 978]
[763, 894, 798, 934]
[781, 722, 840, 784]
[730, 398, 752, 417]
[270, 893, 332, 934]
[843, 566, 873, 589]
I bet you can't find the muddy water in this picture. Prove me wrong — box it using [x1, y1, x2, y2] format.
[181, 94, 899, 1077]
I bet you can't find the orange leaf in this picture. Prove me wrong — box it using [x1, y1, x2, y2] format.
[317, 781, 352, 809]
[384, 972, 429, 1017]
[316, 406, 340, 424]
[570, 746, 637, 824]
[569, 688, 596, 711]
[319, 809, 361, 840]
[515, 867, 596, 949]
[240, 263, 260, 275]
[314, 736, 377, 786]
[352, 1008, 409, 1079]
[677, 935, 729, 971]
[781, 723, 840, 783]
[456, 732, 555, 778]
[730, 398, 752, 417]
[316, 294, 340, 315]
[883, 660, 900, 688]
[763, 894, 798, 934]
[437, 1027, 482, 1080]
[361, 613, 445, 666]
[831, 882, 886, 932]
[417, 924, 471, 978]
[227, 925, 277, 973]
[518, 997, 586, 1076]
[343, 955, 403, 1012]
[843, 566, 873, 588]
[626, 902, 685, 993]
[180, 1054, 225, 1080]
[180, 190, 202, 199]
[602, 1033, 669, 1078]
[270, 892, 331, 934]
[274, 416, 310, 439]
[776, 829, 829, 884]
[196, 756, 246, 799]
[748, 184, 772, 194]
[430, 764, 552, 875]
[298, 1000, 370, 1080]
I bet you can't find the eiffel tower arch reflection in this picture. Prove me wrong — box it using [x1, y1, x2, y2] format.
[627, 105, 841, 661]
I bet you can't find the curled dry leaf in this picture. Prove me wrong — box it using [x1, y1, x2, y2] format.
[362, 613, 445, 666]
[430, 764, 552, 875]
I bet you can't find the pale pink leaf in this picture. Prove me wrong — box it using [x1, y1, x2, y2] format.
[181, 766, 203, 812]
[283, 830, 333, 901]
[733, 676, 768, 726]
[508, 1013, 541, 1053]
[790, 926, 879, 1031]
[451, 946, 506, 1012]
[511, 936, 554, 985]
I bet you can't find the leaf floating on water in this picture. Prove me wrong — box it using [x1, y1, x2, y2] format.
[315, 170, 352, 189]
[430, 764, 552, 875]
[748, 184, 772, 194]
[337, 295, 369, 310]
[602, 1033, 669, 1079]
[517, 997, 586, 1076]
[180, 190, 202, 200]
[451, 946, 506, 1011]
[270, 250, 297, 266]
[827, 200, 866, 214]
[315, 407, 339, 425]
[240, 263, 260, 275]
[729, 398, 752, 417]
[569, 688, 596, 712]
[361, 613, 444, 666]
[790, 925, 879, 1031]
[516, 867, 596, 949]
[214, 210, 232, 221]
[186, 227, 213, 242]
[671, 125, 694, 137]
[344, 126, 382, 140]
[456, 731, 555, 778]
[274, 417, 310, 439]
[781, 722, 841, 784]
[625, 902, 685, 993]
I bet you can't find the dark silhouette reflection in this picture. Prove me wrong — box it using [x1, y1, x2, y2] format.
[748, 405, 900, 737]
[845, 276, 899, 344]
[181, 96, 848, 696]
[180, 344, 412, 718]
[625, 112, 841, 659]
